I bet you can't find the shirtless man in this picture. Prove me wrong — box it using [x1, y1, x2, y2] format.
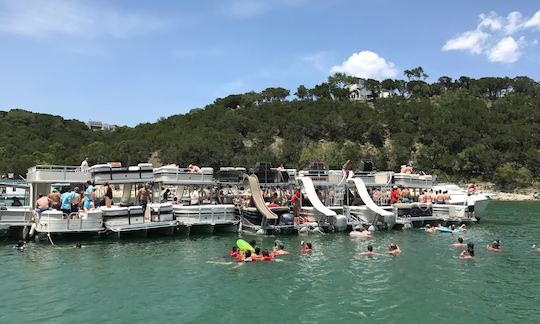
[137, 185, 149, 211]
[48, 189, 61, 210]
[35, 193, 51, 212]
[453, 237, 467, 248]
[442, 190, 451, 203]
[418, 190, 426, 203]
[424, 190, 433, 203]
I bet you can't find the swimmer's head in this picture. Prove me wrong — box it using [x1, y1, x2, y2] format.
[367, 245, 373, 252]
[254, 247, 261, 255]
[306, 243, 312, 249]
[467, 242, 475, 256]
[232, 246, 238, 252]
[17, 240, 25, 247]
[262, 249, 270, 257]
[249, 240, 256, 248]
[426, 224, 431, 228]
[389, 243, 398, 250]
[75, 243, 82, 248]
[245, 250, 251, 258]
[457, 237, 464, 243]
[492, 240, 501, 248]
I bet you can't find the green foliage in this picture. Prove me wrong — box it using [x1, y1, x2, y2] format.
[1, 72, 538, 190]
[493, 164, 533, 191]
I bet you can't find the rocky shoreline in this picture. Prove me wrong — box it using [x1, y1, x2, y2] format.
[476, 183, 540, 201]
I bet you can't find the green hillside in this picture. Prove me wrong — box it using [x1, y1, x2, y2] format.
[2, 70, 539, 190]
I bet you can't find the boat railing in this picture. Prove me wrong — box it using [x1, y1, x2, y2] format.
[27, 165, 91, 183]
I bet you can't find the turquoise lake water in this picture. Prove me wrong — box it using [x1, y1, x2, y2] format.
[1, 201, 540, 323]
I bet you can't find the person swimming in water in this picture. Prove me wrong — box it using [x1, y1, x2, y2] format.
[460, 242, 475, 259]
[229, 246, 241, 258]
[361, 245, 377, 257]
[273, 240, 289, 255]
[486, 240, 502, 252]
[14, 240, 27, 251]
[261, 249, 274, 261]
[459, 224, 467, 231]
[301, 241, 312, 253]
[243, 250, 254, 262]
[249, 240, 257, 249]
[424, 224, 436, 233]
[388, 243, 401, 256]
[453, 237, 467, 248]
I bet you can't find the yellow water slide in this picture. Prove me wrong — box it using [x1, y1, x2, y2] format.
[245, 174, 278, 220]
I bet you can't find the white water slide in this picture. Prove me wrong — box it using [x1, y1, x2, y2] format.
[348, 177, 394, 217]
[296, 177, 337, 217]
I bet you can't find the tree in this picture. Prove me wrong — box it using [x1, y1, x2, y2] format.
[295, 85, 310, 100]
[404, 66, 428, 81]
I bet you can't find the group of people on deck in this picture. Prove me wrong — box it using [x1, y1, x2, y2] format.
[35, 181, 114, 217]
[390, 186, 451, 204]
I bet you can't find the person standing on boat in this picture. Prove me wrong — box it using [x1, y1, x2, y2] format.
[49, 189, 61, 210]
[290, 189, 301, 218]
[340, 160, 353, 184]
[103, 182, 113, 208]
[466, 193, 475, 219]
[137, 185, 149, 211]
[80, 157, 89, 172]
[60, 187, 76, 216]
[390, 186, 399, 204]
[83, 181, 95, 212]
[190, 187, 200, 205]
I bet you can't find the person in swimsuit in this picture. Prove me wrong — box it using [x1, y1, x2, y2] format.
[103, 182, 113, 208]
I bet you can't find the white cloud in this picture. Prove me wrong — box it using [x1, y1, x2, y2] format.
[330, 51, 398, 80]
[442, 30, 488, 54]
[524, 11, 540, 29]
[0, 0, 167, 38]
[487, 36, 523, 63]
[442, 10, 540, 63]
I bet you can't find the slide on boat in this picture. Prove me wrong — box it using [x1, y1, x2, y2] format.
[296, 177, 337, 217]
[348, 177, 394, 217]
[245, 175, 278, 220]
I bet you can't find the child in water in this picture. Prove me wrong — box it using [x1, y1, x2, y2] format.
[301, 241, 312, 253]
[460, 242, 475, 259]
[486, 240, 502, 252]
[387, 243, 401, 256]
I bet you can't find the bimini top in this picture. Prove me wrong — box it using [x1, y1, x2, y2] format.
[90, 163, 153, 184]
[153, 165, 214, 185]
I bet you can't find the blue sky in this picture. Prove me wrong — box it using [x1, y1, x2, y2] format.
[1, 0, 540, 126]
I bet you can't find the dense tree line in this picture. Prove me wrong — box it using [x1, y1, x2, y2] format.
[1, 69, 539, 190]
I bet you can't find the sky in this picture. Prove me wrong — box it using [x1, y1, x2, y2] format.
[1, 0, 540, 126]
